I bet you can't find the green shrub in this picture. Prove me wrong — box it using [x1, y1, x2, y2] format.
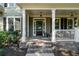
[8, 31, 20, 44]
[0, 31, 9, 48]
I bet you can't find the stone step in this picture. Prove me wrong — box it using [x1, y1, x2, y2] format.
[26, 52, 54, 56]
[27, 48, 52, 50]
[25, 40, 54, 56]
[26, 53, 54, 56]
[26, 46, 53, 55]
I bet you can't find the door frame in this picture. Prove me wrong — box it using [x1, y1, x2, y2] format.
[33, 18, 46, 36]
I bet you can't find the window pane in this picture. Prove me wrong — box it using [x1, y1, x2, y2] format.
[9, 3, 15, 7]
[55, 19, 59, 29]
[78, 19, 79, 27]
[74, 18, 78, 27]
[15, 18, 21, 31]
[3, 17, 6, 31]
[8, 18, 14, 31]
[68, 19, 73, 29]
[4, 3, 7, 7]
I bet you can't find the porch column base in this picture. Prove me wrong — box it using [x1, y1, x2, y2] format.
[20, 37, 26, 43]
[74, 28, 79, 42]
[19, 37, 27, 48]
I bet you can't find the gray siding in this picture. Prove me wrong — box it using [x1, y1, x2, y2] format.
[29, 17, 33, 37]
[46, 17, 51, 34]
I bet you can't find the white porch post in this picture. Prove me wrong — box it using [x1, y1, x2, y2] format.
[52, 9, 56, 42]
[6, 17, 8, 31]
[21, 9, 26, 42]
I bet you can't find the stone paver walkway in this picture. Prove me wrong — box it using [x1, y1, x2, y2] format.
[26, 40, 54, 56]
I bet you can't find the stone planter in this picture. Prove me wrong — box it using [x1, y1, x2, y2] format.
[0, 48, 5, 56]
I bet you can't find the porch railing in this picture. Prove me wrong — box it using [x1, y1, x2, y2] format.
[55, 29, 75, 41]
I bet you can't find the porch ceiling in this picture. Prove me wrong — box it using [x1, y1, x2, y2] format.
[17, 3, 79, 9]
[26, 10, 51, 15]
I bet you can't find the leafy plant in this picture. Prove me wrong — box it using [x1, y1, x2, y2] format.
[0, 31, 9, 48]
[8, 31, 20, 44]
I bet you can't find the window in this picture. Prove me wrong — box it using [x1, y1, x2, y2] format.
[55, 18, 73, 29]
[9, 3, 15, 7]
[15, 18, 21, 31]
[74, 18, 78, 27]
[61, 18, 67, 29]
[78, 19, 79, 27]
[7, 17, 21, 31]
[4, 3, 15, 7]
[67, 18, 73, 29]
[3, 17, 6, 31]
[4, 3, 7, 7]
[55, 18, 60, 29]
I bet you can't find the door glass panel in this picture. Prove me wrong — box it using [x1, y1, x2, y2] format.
[36, 21, 43, 36]
[43, 21, 45, 31]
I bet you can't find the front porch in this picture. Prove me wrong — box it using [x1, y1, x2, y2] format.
[19, 9, 79, 42]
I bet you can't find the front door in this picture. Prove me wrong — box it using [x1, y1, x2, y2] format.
[36, 21, 43, 36]
[33, 18, 46, 37]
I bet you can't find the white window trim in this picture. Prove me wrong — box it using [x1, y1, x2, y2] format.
[6, 16, 21, 31]
[56, 17, 74, 30]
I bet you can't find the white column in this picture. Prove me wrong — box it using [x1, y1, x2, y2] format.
[6, 17, 8, 31]
[27, 14, 29, 37]
[52, 9, 56, 42]
[21, 9, 26, 42]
